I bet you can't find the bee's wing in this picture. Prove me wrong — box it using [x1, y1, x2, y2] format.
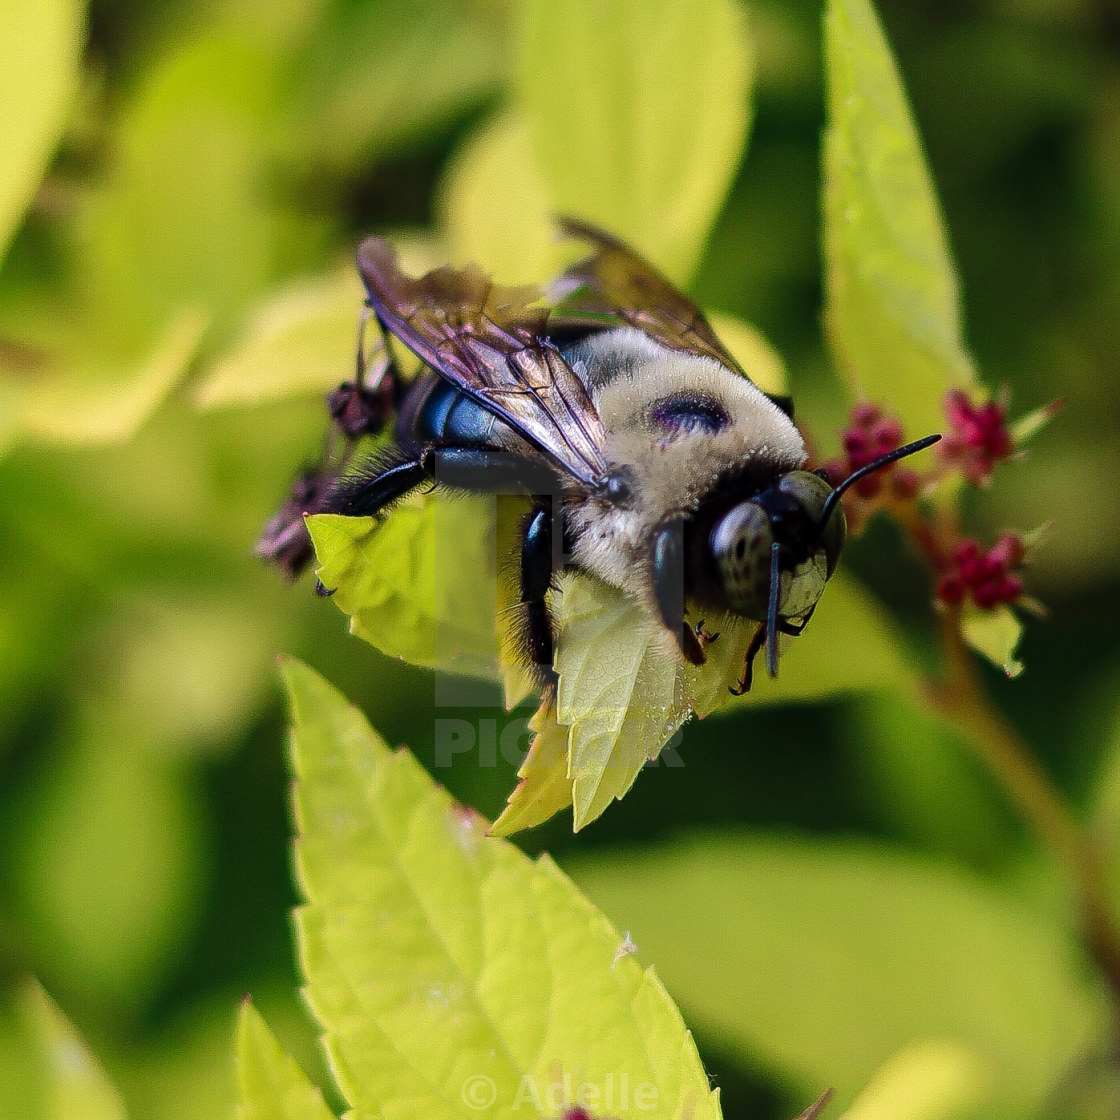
[552, 216, 747, 376]
[357, 237, 609, 487]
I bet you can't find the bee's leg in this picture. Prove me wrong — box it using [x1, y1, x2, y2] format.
[329, 454, 431, 517]
[333, 446, 556, 518]
[520, 504, 557, 681]
[693, 619, 720, 645]
[729, 625, 768, 696]
[325, 303, 401, 443]
[260, 305, 403, 575]
[426, 448, 560, 494]
[651, 521, 706, 666]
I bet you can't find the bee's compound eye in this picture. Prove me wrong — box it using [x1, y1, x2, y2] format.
[711, 502, 773, 620]
[777, 470, 846, 576]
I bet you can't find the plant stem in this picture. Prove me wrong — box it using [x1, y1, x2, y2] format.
[929, 607, 1120, 1008]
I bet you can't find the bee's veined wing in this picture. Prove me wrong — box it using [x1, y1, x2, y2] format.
[357, 237, 609, 487]
[552, 216, 747, 376]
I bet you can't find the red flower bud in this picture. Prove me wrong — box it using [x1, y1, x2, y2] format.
[936, 533, 1027, 610]
[938, 388, 1014, 486]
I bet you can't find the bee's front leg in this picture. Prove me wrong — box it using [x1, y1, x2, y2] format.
[651, 521, 707, 666]
[729, 608, 812, 695]
[521, 503, 554, 666]
[693, 619, 720, 645]
[729, 625, 768, 696]
[520, 501, 559, 695]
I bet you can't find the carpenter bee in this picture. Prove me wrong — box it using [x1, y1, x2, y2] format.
[261, 219, 938, 693]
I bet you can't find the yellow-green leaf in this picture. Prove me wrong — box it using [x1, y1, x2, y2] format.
[12, 713, 203, 1010]
[822, 0, 975, 436]
[20, 980, 126, 1120]
[283, 659, 723, 1120]
[235, 1002, 336, 1120]
[555, 575, 695, 831]
[437, 111, 558, 286]
[525, 571, 912, 835]
[197, 236, 446, 410]
[0, 0, 85, 265]
[518, 0, 754, 283]
[489, 701, 574, 837]
[307, 496, 498, 675]
[74, 33, 294, 349]
[960, 603, 1024, 678]
[845, 693, 1018, 864]
[842, 1040, 988, 1120]
[16, 307, 206, 446]
[570, 835, 1102, 1111]
[196, 270, 362, 409]
[283, 0, 506, 175]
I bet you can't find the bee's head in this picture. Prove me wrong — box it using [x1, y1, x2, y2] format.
[709, 433, 942, 678]
[711, 470, 846, 622]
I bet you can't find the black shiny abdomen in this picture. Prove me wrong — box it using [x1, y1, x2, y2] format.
[397, 374, 501, 450]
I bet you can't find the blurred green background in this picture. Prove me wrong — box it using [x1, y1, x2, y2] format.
[2, 0, 1120, 1117]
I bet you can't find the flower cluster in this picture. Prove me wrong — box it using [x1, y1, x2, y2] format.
[934, 534, 1025, 609]
[825, 388, 1047, 618]
[823, 401, 919, 501]
[936, 388, 1013, 485]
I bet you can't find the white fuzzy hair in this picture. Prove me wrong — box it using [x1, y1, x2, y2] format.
[564, 329, 805, 608]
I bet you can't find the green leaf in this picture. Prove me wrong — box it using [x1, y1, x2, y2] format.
[114, 997, 243, 1120]
[16, 307, 206, 446]
[437, 111, 559, 286]
[108, 592, 280, 753]
[842, 1040, 987, 1120]
[822, 0, 975, 436]
[845, 693, 1018, 866]
[20, 980, 126, 1120]
[1091, 679, 1120, 933]
[554, 575, 747, 831]
[196, 270, 362, 409]
[74, 32, 301, 350]
[489, 702, 574, 837]
[0, 0, 85, 266]
[499, 571, 913, 836]
[1092, 680, 1120, 839]
[307, 495, 499, 675]
[11, 713, 203, 1010]
[283, 658, 723, 1120]
[570, 835, 1102, 1111]
[283, 0, 506, 174]
[197, 237, 443, 410]
[555, 576, 691, 831]
[236, 1002, 336, 1120]
[960, 603, 1024, 679]
[518, 0, 754, 282]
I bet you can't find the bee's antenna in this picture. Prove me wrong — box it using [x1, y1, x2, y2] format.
[820, 433, 942, 527]
[766, 540, 781, 678]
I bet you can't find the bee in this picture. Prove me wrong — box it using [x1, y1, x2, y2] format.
[261, 219, 938, 693]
